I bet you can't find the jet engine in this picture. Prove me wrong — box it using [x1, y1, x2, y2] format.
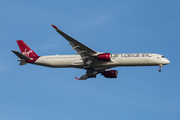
[97, 53, 111, 61]
[101, 70, 118, 78]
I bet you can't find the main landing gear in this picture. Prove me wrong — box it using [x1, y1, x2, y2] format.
[84, 65, 92, 69]
[84, 59, 93, 69]
[84, 65, 97, 78]
[158, 64, 162, 72]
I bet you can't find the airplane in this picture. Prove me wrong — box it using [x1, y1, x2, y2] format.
[12, 25, 170, 80]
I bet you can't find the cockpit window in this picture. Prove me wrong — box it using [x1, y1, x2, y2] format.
[162, 56, 165, 58]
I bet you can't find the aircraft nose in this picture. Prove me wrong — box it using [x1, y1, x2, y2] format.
[166, 59, 170, 64]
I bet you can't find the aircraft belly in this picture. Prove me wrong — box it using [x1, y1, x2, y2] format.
[70, 61, 84, 68]
[34, 57, 75, 68]
[91, 62, 116, 69]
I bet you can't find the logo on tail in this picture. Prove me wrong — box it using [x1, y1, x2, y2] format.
[22, 48, 33, 57]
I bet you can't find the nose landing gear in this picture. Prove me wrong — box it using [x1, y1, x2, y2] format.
[158, 64, 162, 72]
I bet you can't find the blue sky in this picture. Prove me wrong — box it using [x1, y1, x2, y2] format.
[0, 0, 180, 120]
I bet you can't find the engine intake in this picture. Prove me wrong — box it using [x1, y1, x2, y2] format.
[102, 70, 118, 78]
[98, 53, 111, 61]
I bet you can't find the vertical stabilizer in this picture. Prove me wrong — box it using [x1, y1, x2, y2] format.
[16, 40, 38, 58]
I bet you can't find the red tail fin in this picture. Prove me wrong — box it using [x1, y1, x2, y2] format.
[16, 40, 38, 58]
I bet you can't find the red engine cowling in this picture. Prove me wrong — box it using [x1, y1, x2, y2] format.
[98, 53, 111, 61]
[102, 70, 118, 78]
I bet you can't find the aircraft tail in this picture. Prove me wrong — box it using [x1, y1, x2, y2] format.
[16, 40, 38, 58]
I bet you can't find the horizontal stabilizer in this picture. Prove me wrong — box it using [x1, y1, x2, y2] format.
[11, 50, 31, 60]
[19, 61, 27, 65]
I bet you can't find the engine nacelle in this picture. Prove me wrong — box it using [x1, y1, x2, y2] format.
[102, 70, 118, 78]
[97, 53, 111, 61]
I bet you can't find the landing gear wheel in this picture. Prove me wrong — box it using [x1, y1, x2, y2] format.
[158, 64, 162, 72]
[84, 66, 87, 69]
[84, 65, 93, 70]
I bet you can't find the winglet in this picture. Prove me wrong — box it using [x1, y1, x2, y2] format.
[52, 24, 58, 30]
[75, 77, 79, 80]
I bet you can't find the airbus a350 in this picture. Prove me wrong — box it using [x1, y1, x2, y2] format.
[12, 25, 170, 80]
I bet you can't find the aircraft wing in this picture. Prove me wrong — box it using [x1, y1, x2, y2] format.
[52, 25, 98, 64]
[75, 68, 106, 80]
[75, 74, 89, 80]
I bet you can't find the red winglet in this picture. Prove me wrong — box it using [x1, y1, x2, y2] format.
[52, 24, 58, 29]
[75, 77, 79, 80]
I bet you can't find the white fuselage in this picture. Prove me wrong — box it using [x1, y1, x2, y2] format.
[32, 53, 170, 69]
[12, 26, 171, 80]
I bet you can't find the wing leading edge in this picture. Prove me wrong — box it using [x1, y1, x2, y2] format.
[52, 25, 97, 54]
[52, 25, 98, 64]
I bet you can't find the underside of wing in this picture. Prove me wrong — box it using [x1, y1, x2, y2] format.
[75, 68, 106, 80]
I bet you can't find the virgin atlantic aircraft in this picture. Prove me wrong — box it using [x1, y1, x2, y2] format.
[12, 25, 170, 80]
